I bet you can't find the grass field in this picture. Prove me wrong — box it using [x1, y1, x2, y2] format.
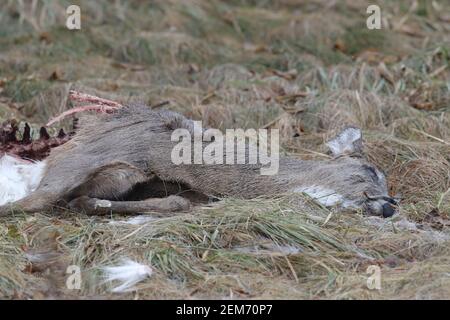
[0, 0, 449, 299]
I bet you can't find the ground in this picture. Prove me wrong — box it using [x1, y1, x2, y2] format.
[0, 0, 449, 299]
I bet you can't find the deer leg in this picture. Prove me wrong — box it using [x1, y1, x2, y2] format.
[67, 161, 149, 200]
[66, 162, 192, 215]
[0, 192, 57, 217]
[0, 161, 149, 217]
[68, 195, 191, 216]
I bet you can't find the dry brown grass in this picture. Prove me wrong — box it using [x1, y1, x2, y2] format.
[0, 0, 449, 299]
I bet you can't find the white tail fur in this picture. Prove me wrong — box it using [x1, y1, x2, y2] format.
[102, 258, 153, 293]
[0, 155, 46, 206]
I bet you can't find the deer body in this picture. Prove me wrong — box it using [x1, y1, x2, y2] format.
[0, 105, 397, 217]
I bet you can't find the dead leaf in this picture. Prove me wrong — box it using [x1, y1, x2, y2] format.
[187, 63, 200, 74]
[111, 61, 146, 71]
[333, 39, 346, 53]
[48, 70, 62, 81]
[39, 32, 52, 44]
[270, 69, 298, 81]
[274, 93, 308, 104]
[408, 86, 434, 110]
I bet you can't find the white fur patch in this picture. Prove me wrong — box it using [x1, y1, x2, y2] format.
[102, 258, 153, 293]
[0, 155, 46, 205]
[95, 199, 112, 208]
[326, 127, 361, 156]
[293, 185, 343, 206]
[109, 216, 156, 225]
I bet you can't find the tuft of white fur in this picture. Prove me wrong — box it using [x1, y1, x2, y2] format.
[102, 258, 153, 293]
[293, 185, 344, 207]
[0, 155, 46, 206]
[109, 215, 156, 225]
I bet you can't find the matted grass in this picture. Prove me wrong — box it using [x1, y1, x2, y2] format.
[0, 0, 449, 299]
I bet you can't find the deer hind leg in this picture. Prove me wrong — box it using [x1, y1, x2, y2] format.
[66, 161, 150, 201]
[0, 188, 59, 217]
[68, 195, 191, 216]
[67, 161, 191, 216]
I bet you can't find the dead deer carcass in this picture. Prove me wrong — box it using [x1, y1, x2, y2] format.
[0, 98, 398, 218]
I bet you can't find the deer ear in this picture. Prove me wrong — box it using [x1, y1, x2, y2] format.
[326, 127, 363, 157]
